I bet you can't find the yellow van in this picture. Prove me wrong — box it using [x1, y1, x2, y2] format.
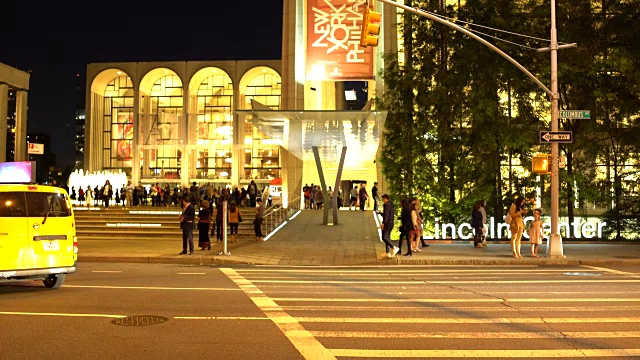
[0, 184, 78, 288]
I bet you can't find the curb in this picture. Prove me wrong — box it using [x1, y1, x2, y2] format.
[79, 255, 640, 267]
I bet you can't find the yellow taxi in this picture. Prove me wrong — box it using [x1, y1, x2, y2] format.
[0, 184, 78, 288]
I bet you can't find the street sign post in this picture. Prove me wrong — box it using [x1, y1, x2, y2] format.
[559, 110, 590, 119]
[539, 131, 573, 143]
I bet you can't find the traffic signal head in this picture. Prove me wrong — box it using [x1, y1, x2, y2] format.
[532, 154, 551, 174]
[360, 7, 382, 48]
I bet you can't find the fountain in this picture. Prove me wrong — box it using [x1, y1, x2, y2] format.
[68, 169, 128, 197]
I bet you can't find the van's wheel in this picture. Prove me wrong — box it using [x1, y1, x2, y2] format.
[43, 274, 65, 289]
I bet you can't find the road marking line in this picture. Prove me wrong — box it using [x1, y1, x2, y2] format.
[270, 297, 640, 303]
[177, 272, 206, 275]
[238, 268, 566, 274]
[275, 305, 640, 312]
[313, 331, 640, 339]
[242, 273, 599, 279]
[220, 268, 336, 360]
[251, 265, 539, 269]
[294, 317, 640, 324]
[63, 285, 240, 291]
[330, 348, 640, 358]
[91, 271, 122, 273]
[249, 279, 640, 284]
[262, 290, 640, 295]
[175, 316, 269, 320]
[583, 266, 637, 275]
[0, 311, 126, 318]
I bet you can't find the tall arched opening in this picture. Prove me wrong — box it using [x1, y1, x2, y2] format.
[188, 67, 233, 184]
[138, 69, 184, 183]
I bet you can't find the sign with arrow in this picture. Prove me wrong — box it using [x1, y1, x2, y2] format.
[539, 131, 573, 143]
[559, 110, 590, 119]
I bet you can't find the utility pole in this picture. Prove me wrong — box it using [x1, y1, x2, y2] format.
[547, 0, 565, 257]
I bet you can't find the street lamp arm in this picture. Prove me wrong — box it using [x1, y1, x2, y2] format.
[378, 0, 553, 97]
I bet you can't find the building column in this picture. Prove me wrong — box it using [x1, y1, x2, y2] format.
[180, 91, 189, 188]
[0, 84, 8, 163]
[131, 88, 141, 184]
[14, 90, 28, 161]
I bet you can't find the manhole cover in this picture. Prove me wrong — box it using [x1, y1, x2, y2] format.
[112, 315, 168, 326]
[562, 272, 602, 277]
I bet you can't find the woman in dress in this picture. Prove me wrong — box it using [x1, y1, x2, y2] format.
[198, 200, 211, 250]
[509, 196, 528, 258]
[528, 208, 543, 258]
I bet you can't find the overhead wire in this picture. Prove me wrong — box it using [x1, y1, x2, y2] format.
[412, 7, 570, 48]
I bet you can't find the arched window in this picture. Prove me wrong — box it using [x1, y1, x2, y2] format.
[103, 76, 134, 169]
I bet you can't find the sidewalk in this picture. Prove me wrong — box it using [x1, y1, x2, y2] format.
[78, 210, 640, 266]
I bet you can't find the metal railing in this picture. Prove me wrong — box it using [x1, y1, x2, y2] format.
[262, 196, 302, 237]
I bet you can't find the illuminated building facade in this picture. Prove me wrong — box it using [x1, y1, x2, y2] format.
[0, 62, 29, 163]
[84, 1, 404, 206]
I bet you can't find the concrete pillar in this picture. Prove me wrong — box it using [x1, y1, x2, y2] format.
[0, 84, 8, 163]
[131, 85, 141, 184]
[14, 91, 28, 161]
[180, 89, 189, 188]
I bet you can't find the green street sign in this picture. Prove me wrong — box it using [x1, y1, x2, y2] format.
[560, 110, 591, 119]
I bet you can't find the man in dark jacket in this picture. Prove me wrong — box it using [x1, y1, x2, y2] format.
[179, 195, 196, 255]
[381, 194, 399, 257]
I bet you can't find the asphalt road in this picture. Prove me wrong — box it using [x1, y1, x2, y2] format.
[1, 263, 640, 359]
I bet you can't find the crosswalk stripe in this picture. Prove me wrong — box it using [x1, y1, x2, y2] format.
[219, 268, 336, 360]
[274, 305, 640, 312]
[237, 268, 587, 274]
[249, 279, 640, 284]
[271, 297, 640, 303]
[63, 285, 240, 291]
[260, 290, 640, 295]
[294, 317, 640, 324]
[313, 331, 640, 339]
[330, 348, 640, 358]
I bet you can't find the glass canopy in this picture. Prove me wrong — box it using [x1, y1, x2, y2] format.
[236, 110, 388, 164]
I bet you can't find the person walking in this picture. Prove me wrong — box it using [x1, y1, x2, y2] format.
[472, 201, 484, 248]
[198, 200, 212, 250]
[349, 185, 358, 210]
[380, 194, 400, 258]
[179, 195, 195, 255]
[372, 182, 380, 212]
[254, 198, 265, 242]
[399, 198, 413, 256]
[479, 199, 488, 246]
[212, 198, 224, 243]
[509, 196, 528, 258]
[358, 183, 369, 211]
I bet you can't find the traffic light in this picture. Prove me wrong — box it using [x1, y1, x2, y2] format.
[532, 154, 551, 174]
[360, 7, 382, 48]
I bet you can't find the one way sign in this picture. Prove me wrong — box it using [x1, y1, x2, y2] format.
[539, 131, 573, 143]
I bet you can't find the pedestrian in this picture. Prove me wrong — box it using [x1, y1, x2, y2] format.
[380, 194, 400, 257]
[179, 195, 195, 255]
[399, 198, 413, 256]
[85, 186, 93, 208]
[472, 201, 484, 248]
[254, 198, 265, 242]
[372, 182, 380, 212]
[78, 187, 85, 206]
[410, 202, 421, 252]
[528, 208, 543, 258]
[228, 201, 242, 243]
[70, 187, 77, 203]
[358, 183, 369, 211]
[212, 198, 224, 243]
[349, 185, 358, 210]
[479, 200, 488, 246]
[102, 180, 113, 209]
[198, 200, 212, 250]
[508, 196, 528, 258]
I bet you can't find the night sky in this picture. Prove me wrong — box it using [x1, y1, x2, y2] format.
[1, 1, 283, 168]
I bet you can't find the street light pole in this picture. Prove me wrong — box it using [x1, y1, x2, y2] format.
[548, 0, 565, 257]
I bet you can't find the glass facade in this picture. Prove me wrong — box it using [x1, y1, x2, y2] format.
[102, 76, 134, 170]
[88, 64, 283, 187]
